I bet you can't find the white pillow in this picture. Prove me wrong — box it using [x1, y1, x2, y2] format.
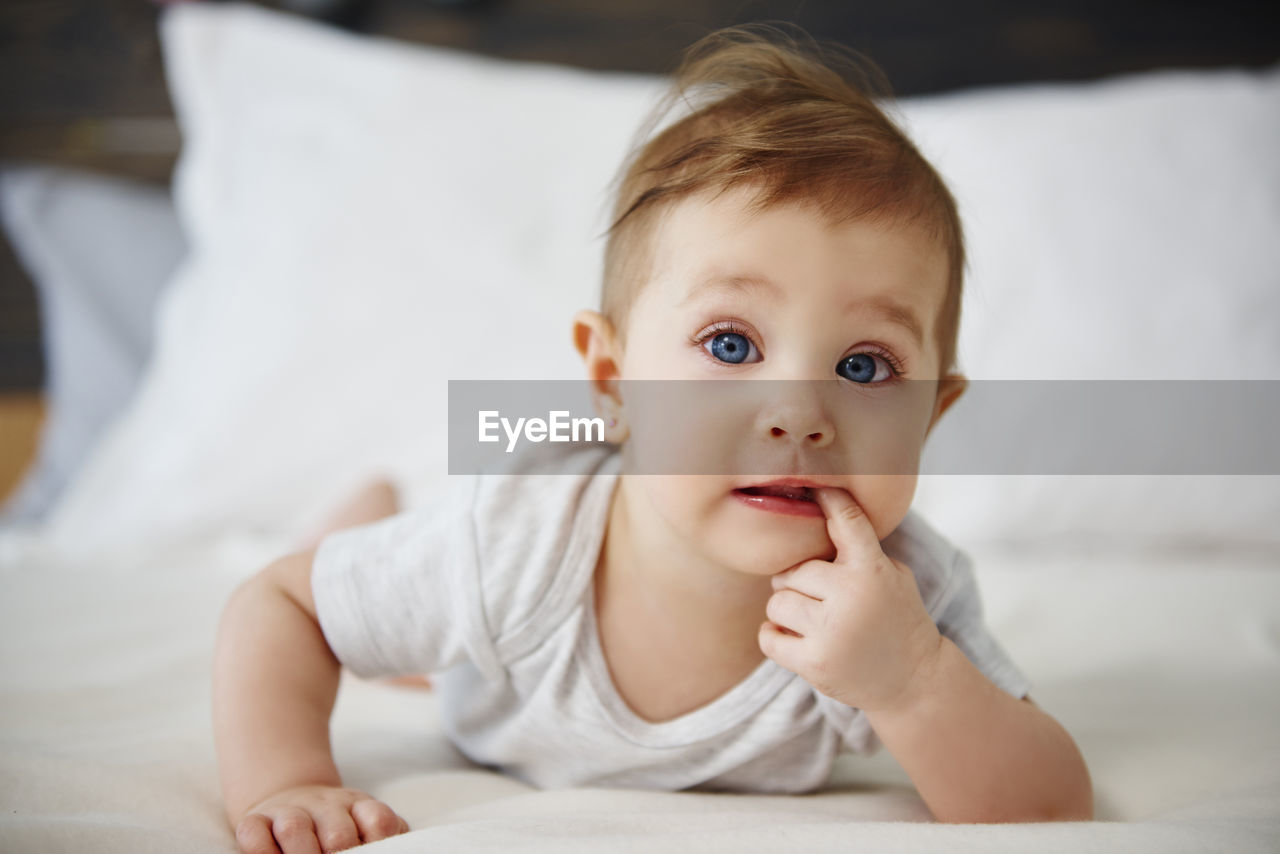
[902, 72, 1280, 549]
[0, 166, 184, 527]
[40, 2, 1280, 558]
[42, 2, 664, 556]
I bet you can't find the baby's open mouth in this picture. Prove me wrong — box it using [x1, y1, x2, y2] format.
[735, 485, 817, 502]
[732, 483, 826, 518]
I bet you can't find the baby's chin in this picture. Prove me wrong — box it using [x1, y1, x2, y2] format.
[720, 530, 837, 576]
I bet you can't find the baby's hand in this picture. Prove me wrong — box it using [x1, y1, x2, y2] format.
[234, 784, 409, 854]
[758, 488, 943, 714]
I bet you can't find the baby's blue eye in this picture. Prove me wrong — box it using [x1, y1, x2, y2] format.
[706, 332, 757, 364]
[837, 353, 891, 383]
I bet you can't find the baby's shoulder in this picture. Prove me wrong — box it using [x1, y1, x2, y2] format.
[469, 442, 621, 660]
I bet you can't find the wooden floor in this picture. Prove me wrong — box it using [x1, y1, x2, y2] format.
[0, 392, 45, 505]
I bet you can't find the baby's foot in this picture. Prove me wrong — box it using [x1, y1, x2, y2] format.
[296, 478, 400, 551]
[386, 675, 434, 690]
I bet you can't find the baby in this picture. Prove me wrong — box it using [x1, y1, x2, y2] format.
[214, 24, 1092, 854]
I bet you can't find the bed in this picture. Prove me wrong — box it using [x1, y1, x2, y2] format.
[2, 3, 1279, 852]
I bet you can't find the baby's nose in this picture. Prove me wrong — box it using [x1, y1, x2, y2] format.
[769, 423, 833, 447]
[766, 406, 836, 448]
[749, 380, 839, 450]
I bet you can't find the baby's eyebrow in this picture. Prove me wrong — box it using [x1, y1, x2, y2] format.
[683, 272, 925, 348]
[681, 272, 781, 304]
[845, 295, 925, 348]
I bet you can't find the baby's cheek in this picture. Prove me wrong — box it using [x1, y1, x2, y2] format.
[635, 475, 712, 533]
[849, 474, 918, 539]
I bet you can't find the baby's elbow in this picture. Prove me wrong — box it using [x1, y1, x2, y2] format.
[953, 772, 1093, 824]
[1032, 719, 1094, 822]
[1055, 776, 1095, 822]
[1030, 771, 1094, 823]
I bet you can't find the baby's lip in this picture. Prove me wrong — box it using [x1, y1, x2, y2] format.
[732, 478, 839, 503]
[736, 477, 838, 491]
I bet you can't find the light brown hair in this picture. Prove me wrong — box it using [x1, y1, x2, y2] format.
[600, 23, 965, 375]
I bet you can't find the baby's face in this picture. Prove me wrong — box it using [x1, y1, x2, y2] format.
[614, 184, 962, 575]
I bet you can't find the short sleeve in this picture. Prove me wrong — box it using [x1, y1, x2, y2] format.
[932, 551, 1033, 702]
[313, 444, 619, 685]
[311, 476, 498, 680]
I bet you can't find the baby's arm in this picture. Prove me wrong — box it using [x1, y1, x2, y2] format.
[863, 648, 1092, 822]
[213, 547, 409, 853]
[760, 489, 1092, 822]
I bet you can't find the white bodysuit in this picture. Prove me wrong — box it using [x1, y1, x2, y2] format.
[312, 443, 1031, 793]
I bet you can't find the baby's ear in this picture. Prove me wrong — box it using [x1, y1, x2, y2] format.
[572, 310, 621, 381]
[573, 311, 627, 435]
[572, 310, 625, 421]
[925, 373, 968, 438]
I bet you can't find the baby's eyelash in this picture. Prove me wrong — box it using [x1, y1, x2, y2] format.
[853, 343, 908, 377]
[690, 319, 758, 349]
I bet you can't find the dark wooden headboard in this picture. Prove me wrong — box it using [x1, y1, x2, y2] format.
[1, 0, 1276, 390]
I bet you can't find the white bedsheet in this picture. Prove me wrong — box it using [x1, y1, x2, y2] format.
[3, 534, 1278, 852]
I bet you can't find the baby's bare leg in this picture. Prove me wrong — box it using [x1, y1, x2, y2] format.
[298, 479, 400, 549]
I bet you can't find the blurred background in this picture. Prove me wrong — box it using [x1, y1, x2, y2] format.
[0, 0, 1276, 502]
